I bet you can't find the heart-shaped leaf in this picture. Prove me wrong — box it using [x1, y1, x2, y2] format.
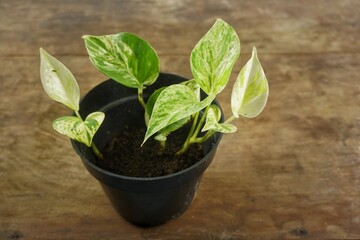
[202, 105, 237, 133]
[145, 79, 198, 136]
[52, 112, 105, 147]
[83, 33, 159, 88]
[143, 84, 214, 144]
[231, 47, 269, 118]
[191, 19, 240, 95]
[40, 48, 80, 111]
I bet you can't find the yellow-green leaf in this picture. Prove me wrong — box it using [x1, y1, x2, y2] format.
[40, 48, 80, 111]
[231, 47, 269, 118]
[143, 84, 214, 145]
[52, 112, 105, 147]
[83, 33, 159, 88]
[191, 19, 240, 95]
[202, 105, 237, 133]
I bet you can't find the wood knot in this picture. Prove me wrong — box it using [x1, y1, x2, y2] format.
[2, 230, 24, 240]
[290, 228, 308, 237]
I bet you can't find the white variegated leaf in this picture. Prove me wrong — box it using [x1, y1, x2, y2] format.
[146, 86, 191, 139]
[143, 84, 214, 144]
[202, 105, 237, 133]
[146, 80, 198, 130]
[191, 19, 240, 95]
[52, 112, 105, 147]
[181, 79, 201, 101]
[83, 33, 159, 88]
[231, 47, 269, 118]
[40, 48, 80, 111]
[84, 112, 105, 141]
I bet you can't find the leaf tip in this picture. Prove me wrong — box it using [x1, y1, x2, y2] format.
[39, 48, 49, 58]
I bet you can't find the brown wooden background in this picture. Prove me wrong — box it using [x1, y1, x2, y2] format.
[1, 1, 359, 239]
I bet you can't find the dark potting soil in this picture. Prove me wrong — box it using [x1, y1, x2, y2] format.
[95, 124, 204, 177]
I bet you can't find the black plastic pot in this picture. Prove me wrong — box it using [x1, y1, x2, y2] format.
[71, 73, 223, 226]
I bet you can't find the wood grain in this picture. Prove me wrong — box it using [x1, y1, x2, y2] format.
[0, 0, 359, 239]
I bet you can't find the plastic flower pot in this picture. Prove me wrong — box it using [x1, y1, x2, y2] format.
[71, 73, 223, 226]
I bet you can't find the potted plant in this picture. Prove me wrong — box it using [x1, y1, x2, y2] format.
[40, 19, 269, 226]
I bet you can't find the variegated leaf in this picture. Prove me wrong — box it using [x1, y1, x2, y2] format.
[84, 112, 106, 142]
[143, 84, 214, 144]
[191, 19, 240, 95]
[52, 112, 105, 147]
[146, 84, 192, 137]
[145, 87, 166, 121]
[40, 48, 80, 111]
[181, 79, 200, 101]
[202, 105, 237, 133]
[231, 47, 269, 118]
[83, 33, 159, 88]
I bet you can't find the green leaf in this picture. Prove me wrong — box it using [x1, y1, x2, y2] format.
[190, 19, 240, 95]
[145, 80, 196, 135]
[143, 84, 214, 144]
[231, 47, 269, 118]
[83, 33, 159, 88]
[145, 87, 166, 122]
[146, 80, 199, 119]
[202, 105, 237, 133]
[52, 112, 105, 147]
[40, 48, 80, 111]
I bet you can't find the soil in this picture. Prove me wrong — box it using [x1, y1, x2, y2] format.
[95, 124, 204, 177]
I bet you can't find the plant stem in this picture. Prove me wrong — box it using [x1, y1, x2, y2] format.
[158, 139, 166, 155]
[224, 115, 236, 124]
[192, 115, 237, 144]
[176, 105, 211, 155]
[91, 143, 103, 159]
[176, 113, 199, 155]
[176, 139, 190, 155]
[138, 86, 146, 109]
[192, 130, 215, 144]
[75, 111, 82, 119]
[190, 105, 211, 142]
[75, 111, 103, 160]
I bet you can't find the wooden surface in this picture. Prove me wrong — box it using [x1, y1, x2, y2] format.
[1, 0, 359, 239]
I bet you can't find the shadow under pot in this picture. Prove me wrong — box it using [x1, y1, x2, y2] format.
[71, 73, 223, 226]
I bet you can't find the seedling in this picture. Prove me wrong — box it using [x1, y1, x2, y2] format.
[40, 18, 269, 157]
[40, 48, 105, 159]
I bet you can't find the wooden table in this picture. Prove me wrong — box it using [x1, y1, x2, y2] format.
[1, 1, 359, 239]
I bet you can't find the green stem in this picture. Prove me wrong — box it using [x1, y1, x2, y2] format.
[176, 105, 211, 155]
[75, 111, 103, 160]
[176, 139, 190, 155]
[176, 113, 199, 155]
[190, 105, 211, 142]
[138, 86, 146, 109]
[192, 115, 237, 144]
[224, 115, 236, 124]
[75, 111, 82, 119]
[192, 130, 215, 144]
[91, 143, 103, 159]
[160, 140, 166, 149]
